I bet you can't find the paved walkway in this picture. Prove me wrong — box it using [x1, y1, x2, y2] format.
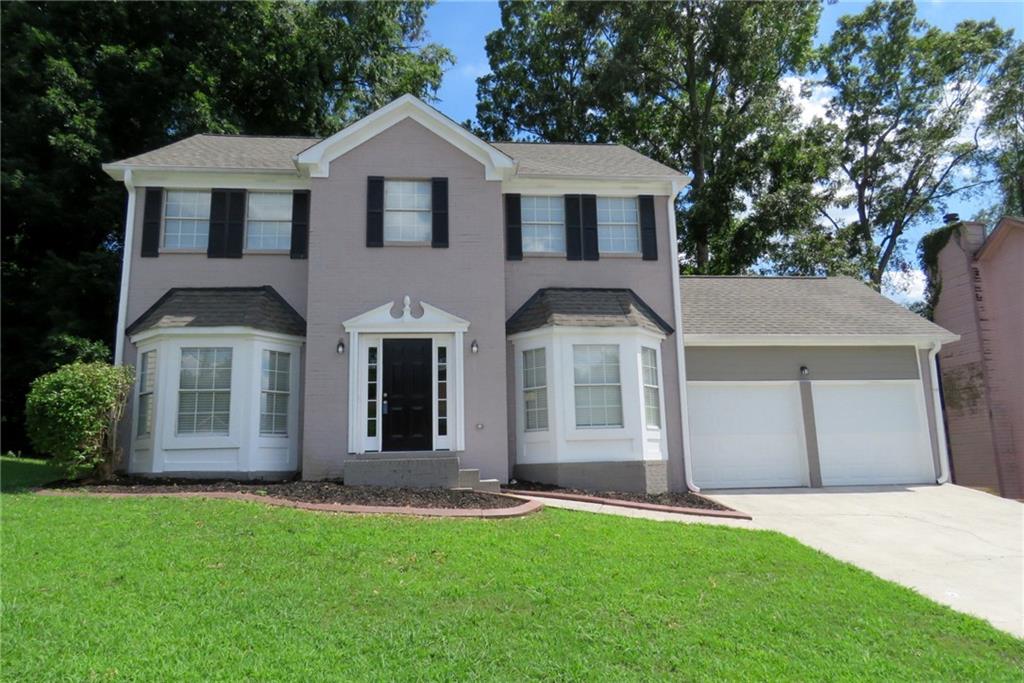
[523, 485, 1024, 637]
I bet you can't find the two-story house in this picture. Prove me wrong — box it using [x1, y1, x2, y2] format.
[104, 95, 958, 493]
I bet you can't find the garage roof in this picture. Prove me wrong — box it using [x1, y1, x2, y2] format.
[126, 286, 306, 337]
[508, 288, 673, 336]
[681, 276, 956, 342]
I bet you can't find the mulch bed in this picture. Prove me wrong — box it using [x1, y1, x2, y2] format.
[45, 476, 522, 510]
[506, 480, 729, 512]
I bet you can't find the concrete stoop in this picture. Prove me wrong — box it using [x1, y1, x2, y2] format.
[343, 456, 500, 493]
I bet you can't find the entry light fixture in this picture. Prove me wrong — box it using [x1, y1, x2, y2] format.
[800, 365, 809, 376]
[470, 339, 479, 354]
[337, 339, 345, 355]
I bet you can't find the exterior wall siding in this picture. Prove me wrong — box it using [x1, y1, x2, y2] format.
[302, 118, 508, 481]
[504, 196, 686, 491]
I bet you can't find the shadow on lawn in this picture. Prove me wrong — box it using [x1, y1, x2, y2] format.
[0, 456, 62, 492]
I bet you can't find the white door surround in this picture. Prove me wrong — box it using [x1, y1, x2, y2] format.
[342, 297, 469, 454]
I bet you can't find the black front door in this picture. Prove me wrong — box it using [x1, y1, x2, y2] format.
[382, 339, 433, 451]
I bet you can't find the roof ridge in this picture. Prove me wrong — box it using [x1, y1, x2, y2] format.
[681, 275, 828, 280]
[492, 141, 622, 147]
[193, 133, 322, 140]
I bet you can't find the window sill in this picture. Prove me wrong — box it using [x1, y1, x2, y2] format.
[159, 249, 207, 255]
[243, 250, 291, 255]
[381, 241, 433, 248]
[522, 252, 567, 258]
[599, 253, 643, 259]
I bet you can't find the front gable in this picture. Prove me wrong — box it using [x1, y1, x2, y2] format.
[295, 94, 516, 180]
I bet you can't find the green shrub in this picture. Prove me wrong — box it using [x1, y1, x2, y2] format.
[44, 333, 110, 369]
[25, 362, 134, 479]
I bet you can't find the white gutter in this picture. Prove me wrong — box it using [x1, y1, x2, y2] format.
[666, 186, 699, 492]
[113, 169, 135, 366]
[928, 341, 953, 484]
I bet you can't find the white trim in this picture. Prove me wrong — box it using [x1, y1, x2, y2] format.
[129, 326, 305, 345]
[295, 95, 516, 180]
[104, 168, 310, 189]
[684, 333, 959, 347]
[342, 296, 470, 334]
[114, 169, 136, 365]
[668, 194, 700, 492]
[502, 176, 682, 197]
[928, 342, 952, 484]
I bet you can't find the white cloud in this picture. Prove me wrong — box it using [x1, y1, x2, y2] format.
[457, 60, 491, 80]
[882, 269, 927, 305]
[779, 75, 836, 127]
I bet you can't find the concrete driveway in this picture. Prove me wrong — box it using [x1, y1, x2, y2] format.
[704, 484, 1024, 637]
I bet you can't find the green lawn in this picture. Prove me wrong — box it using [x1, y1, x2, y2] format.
[2, 457, 1021, 681]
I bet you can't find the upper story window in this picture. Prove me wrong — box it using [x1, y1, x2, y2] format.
[521, 196, 565, 254]
[164, 190, 211, 249]
[384, 180, 432, 243]
[597, 197, 640, 254]
[246, 192, 292, 251]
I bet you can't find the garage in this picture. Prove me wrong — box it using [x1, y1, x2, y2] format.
[681, 276, 958, 490]
[688, 382, 809, 489]
[812, 381, 936, 485]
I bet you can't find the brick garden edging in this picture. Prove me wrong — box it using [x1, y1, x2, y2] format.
[504, 489, 752, 520]
[37, 489, 543, 519]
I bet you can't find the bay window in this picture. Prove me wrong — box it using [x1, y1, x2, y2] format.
[573, 344, 623, 428]
[177, 347, 232, 435]
[522, 348, 548, 431]
[641, 347, 661, 428]
[260, 350, 290, 435]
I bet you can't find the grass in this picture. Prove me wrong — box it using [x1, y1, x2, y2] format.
[2, 457, 1021, 681]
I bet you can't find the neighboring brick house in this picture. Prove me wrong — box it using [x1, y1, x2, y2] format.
[929, 216, 1024, 499]
[102, 95, 958, 493]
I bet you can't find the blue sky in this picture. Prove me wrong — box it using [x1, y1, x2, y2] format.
[423, 0, 1023, 300]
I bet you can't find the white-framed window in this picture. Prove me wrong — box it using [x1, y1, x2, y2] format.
[136, 350, 156, 437]
[260, 350, 290, 436]
[641, 347, 661, 428]
[384, 180, 432, 242]
[177, 347, 232, 435]
[164, 190, 212, 249]
[246, 192, 292, 251]
[522, 348, 548, 431]
[367, 346, 379, 438]
[437, 346, 448, 437]
[597, 197, 640, 254]
[521, 196, 565, 254]
[573, 344, 623, 428]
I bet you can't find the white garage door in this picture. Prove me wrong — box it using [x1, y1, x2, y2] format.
[812, 381, 935, 486]
[688, 382, 809, 489]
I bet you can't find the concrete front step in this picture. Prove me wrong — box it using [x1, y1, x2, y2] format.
[475, 479, 501, 494]
[458, 468, 481, 488]
[343, 457, 502, 493]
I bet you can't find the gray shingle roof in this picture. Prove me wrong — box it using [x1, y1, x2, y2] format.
[507, 288, 673, 336]
[126, 287, 306, 337]
[107, 135, 683, 179]
[492, 142, 684, 178]
[109, 134, 320, 171]
[680, 276, 954, 339]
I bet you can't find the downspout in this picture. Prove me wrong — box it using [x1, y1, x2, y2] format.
[113, 169, 136, 366]
[666, 186, 699, 492]
[928, 341, 952, 484]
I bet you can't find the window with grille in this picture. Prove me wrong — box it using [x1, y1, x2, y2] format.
[164, 190, 212, 249]
[437, 346, 448, 436]
[136, 350, 156, 437]
[260, 350, 290, 435]
[384, 180, 432, 242]
[641, 347, 661, 428]
[246, 192, 292, 251]
[521, 196, 565, 254]
[177, 347, 232, 435]
[573, 344, 623, 428]
[596, 197, 640, 254]
[522, 348, 548, 431]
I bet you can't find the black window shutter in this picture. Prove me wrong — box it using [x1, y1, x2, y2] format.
[431, 177, 449, 248]
[290, 190, 310, 259]
[224, 190, 245, 258]
[140, 187, 163, 257]
[366, 176, 384, 247]
[505, 194, 522, 261]
[565, 195, 582, 261]
[639, 195, 658, 261]
[581, 194, 599, 261]
[209, 189, 245, 258]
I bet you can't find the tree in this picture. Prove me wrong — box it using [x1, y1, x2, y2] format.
[980, 42, 1024, 218]
[1, 1, 452, 450]
[816, 0, 1012, 285]
[474, 1, 826, 273]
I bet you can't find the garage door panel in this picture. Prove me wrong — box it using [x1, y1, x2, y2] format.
[689, 383, 809, 489]
[813, 382, 935, 486]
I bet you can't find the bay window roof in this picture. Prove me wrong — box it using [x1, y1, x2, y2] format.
[507, 288, 672, 336]
[126, 286, 306, 337]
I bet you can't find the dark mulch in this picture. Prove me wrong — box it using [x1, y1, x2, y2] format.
[506, 480, 728, 511]
[44, 476, 522, 510]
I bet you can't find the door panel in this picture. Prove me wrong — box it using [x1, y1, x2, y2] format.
[382, 339, 433, 451]
[688, 382, 809, 489]
[813, 381, 935, 486]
